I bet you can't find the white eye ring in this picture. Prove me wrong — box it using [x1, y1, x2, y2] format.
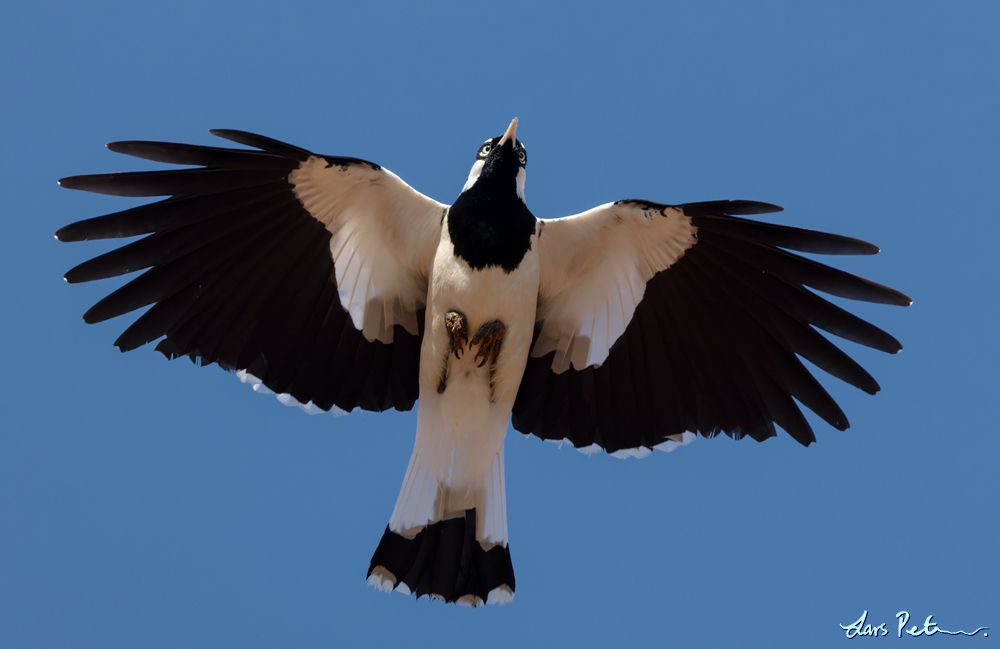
[517, 149, 526, 165]
[480, 143, 492, 156]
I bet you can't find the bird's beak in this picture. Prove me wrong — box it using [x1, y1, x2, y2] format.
[498, 117, 518, 147]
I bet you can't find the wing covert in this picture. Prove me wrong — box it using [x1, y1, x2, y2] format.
[532, 200, 697, 373]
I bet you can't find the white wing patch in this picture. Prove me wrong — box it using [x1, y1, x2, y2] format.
[538, 431, 696, 458]
[534, 202, 697, 373]
[290, 157, 445, 344]
[236, 369, 356, 416]
[609, 431, 696, 458]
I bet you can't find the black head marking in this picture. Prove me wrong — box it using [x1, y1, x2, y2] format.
[448, 126, 535, 272]
[477, 136, 527, 167]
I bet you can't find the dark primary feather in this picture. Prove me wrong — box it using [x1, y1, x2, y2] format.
[106, 140, 302, 170]
[58, 168, 289, 198]
[66, 189, 299, 286]
[57, 130, 420, 413]
[512, 200, 910, 450]
[668, 200, 881, 254]
[677, 199, 783, 216]
[208, 129, 313, 162]
[701, 230, 910, 306]
[55, 184, 291, 243]
[699, 214, 880, 255]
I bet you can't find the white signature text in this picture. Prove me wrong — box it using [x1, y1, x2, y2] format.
[840, 611, 988, 639]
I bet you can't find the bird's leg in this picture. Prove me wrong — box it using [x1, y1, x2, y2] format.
[471, 320, 505, 368]
[438, 311, 469, 394]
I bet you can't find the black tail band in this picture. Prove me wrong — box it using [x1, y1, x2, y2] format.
[367, 509, 515, 603]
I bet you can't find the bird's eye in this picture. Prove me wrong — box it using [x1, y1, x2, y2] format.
[480, 143, 492, 156]
[517, 149, 526, 165]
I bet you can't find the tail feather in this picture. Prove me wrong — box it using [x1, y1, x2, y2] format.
[367, 509, 515, 605]
[370, 441, 514, 605]
[389, 441, 509, 545]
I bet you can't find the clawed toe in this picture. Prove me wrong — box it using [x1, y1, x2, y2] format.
[471, 320, 505, 368]
[445, 311, 468, 359]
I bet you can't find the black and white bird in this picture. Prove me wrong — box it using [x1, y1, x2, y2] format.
[57, 118, 910, 606]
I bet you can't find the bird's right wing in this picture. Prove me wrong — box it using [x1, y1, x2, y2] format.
[57, 130, 447, 413]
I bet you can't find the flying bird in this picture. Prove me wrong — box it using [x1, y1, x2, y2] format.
[56, 118, 911, 606]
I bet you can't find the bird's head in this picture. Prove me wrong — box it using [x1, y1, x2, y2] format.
[461, 117, 527, 202]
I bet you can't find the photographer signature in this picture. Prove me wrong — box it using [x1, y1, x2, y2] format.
[840, 610, 988, 639]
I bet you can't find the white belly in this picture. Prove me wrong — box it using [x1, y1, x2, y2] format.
[427, 231, 538, 396]
[419, 226, 539, 467]
[387, 225, 538, 541]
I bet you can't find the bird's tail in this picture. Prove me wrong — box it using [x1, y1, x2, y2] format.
[367, 443, 515, 606]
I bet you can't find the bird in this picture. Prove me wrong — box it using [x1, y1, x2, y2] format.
[56, 118, 911, 607]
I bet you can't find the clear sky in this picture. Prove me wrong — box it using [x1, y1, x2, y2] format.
[2, 2, 997, 647]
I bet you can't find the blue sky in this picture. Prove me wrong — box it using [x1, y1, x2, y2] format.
[2, 1, 997, 647]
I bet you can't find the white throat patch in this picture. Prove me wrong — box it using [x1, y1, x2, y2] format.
[461, 159, 484, 194]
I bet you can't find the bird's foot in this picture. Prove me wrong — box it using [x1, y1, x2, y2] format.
[445, 311, 468, 360]
[439, 311, 469, 393]
[471, 320, 505, 368]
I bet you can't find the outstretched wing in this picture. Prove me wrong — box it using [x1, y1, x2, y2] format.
[57, 130, 447, 413]
[513, 199, 911, 453]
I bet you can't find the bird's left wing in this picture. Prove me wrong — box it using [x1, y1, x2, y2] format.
[513, 200, 911, 454]
[57, 130, 446, 413]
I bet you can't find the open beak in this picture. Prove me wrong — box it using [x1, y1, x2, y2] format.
[498, 117, 518, 147]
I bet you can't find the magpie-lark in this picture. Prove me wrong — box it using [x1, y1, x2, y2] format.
[57, 118, 911, 606]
